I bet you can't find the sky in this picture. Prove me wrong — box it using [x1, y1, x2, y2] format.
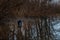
[50, 0, 60, 5]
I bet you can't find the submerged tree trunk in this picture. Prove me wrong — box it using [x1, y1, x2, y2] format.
[0, 16, 54, 40]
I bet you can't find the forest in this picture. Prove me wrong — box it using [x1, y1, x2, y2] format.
[0, 0, 60, 40]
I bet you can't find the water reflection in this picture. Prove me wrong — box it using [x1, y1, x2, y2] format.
[53, 22, 60, 40]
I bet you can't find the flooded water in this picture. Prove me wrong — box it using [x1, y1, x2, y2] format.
[53, 21, 60, 40]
